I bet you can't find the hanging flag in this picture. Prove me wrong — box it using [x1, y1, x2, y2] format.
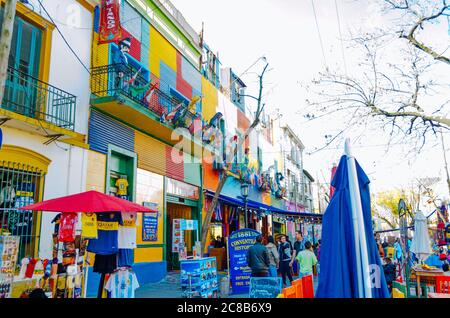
[0, 127, 3, 150]
[144, 83, 158, 104]
[98, 0, 123, 44]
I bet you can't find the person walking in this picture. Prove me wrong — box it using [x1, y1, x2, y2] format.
[383, 257, 396, 294]
[278, 235, 294, 286]
[291, 231, 305, 276]
[265, 236, 279, 277]
[246, 235, 270, 277]
[296, 241, 317, 278]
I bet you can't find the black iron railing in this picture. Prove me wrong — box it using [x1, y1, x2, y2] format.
[1, 67, 77, 131]
[90, 64, 184, 117]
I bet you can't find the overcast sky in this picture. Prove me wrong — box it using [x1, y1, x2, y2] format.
[170, 0, 450, 204]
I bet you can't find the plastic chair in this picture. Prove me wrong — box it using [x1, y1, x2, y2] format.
[436, 276, 450, 294]
[292, 279, 304, 298]
[301, 274, 315, 298]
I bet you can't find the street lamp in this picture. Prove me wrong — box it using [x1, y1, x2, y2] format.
[241, 182, 249, 228]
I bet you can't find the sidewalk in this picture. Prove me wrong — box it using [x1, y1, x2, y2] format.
[135, 271, 319, 298]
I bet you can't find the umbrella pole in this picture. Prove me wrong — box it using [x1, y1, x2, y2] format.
[345, 139, 373, 298]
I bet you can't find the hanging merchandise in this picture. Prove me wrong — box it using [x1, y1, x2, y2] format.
[0, 236, 20, 298]
[104, 269, 140, 298]
[93, 253, 118, 274]
[87, 212, 122, 255]
[81, 213, 98, 239]
[119, 212, 139, 249]
[58, 213, 78, 242]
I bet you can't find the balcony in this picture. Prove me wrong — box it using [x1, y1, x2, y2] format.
[0, 67, 85, 146]
[90, 64, 205, 155]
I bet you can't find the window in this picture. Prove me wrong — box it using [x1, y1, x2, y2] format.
[0, 163, 43, 260]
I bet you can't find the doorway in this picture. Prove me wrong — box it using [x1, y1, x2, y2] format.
[166, 202, 200, 270]
[1, 9, 42, 118]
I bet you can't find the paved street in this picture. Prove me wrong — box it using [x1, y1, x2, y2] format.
[135, 271, 319, 298]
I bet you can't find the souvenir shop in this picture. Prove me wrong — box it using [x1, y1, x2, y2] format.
[272, 212, 323, 244]
[0, 188, 156, 298]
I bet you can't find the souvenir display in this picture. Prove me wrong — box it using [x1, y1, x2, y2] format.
[180, 257, 218, 298]
[0, 236, 20, 298]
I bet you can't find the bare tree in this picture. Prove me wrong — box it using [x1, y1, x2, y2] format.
[305, 0, 450, 152]
[200, 62, 270, 255]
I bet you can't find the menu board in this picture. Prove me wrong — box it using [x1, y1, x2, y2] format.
[0, 236, 20, 298]
[249, 277, 282, 298]
[180, 257, 218, 298]
[172, 219, 184, 253]
[142, 202, 159, 242]
[228, 229, 260, 294]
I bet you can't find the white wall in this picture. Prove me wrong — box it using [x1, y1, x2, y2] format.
[29, 0, 93, 135]
[2, 126, 88, 259]
[3, 0, 92, 258]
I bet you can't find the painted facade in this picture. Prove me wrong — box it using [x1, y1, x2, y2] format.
[0, 0, 93, 261]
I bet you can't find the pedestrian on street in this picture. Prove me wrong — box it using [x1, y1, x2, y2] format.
[278, 235, 294, 286]
[291, 231, 305, 276]
[246, 235, 270, 277]
[296, 241, 317, 278]
[265, 236, 279, 277]
[383, 257, 396, 294]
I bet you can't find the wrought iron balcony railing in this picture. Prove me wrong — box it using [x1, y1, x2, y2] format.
[1, 67, 77, 131]
[90, 64, 183, 117]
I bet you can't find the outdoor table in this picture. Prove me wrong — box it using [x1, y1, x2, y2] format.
[428, 292, 450, 298]
[411, 267, 444, 298]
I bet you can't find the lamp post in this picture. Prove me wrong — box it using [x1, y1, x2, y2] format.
[241, 182, 249, 228]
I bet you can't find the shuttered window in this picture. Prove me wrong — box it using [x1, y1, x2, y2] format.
[88, 110, 135, 154]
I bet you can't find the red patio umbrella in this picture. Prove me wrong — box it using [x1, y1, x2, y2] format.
[18, 190, 156, 213]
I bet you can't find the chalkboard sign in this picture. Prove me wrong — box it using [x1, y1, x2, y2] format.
[228, 228, 260, 294]
[249, 277, 282, 298]
[142, 202, 159, 241]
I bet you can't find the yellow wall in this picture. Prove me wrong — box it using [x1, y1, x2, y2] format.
[135, 247, 163, 263]
[85, 150, 106, 192]
[149, 25, 177, 77]
[201, 77, 218, 122]
[92, 32, 109, 68]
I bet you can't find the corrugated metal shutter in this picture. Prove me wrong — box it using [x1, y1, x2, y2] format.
[183, 152, 201, 187]
[135, 131, 166, 175]
[165, 146, 184, 182]
[88, 109, 135, 154]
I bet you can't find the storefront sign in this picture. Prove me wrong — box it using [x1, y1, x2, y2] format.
[249, 277, 282, 298]
[172, 219, 184, 253]
[142, 202, 159, 241]
[99, 0, 123, 44]
[228, 228, 260, 294]
[166, 178, 199, 200]
[181, 219, 198, 231]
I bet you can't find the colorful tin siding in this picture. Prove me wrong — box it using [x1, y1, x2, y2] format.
[88, 109, 135, 154]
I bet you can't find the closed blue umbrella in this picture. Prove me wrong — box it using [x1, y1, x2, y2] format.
[316, 152, 390, 298]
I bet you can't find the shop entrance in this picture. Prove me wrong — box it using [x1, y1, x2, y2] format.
[166, 201, 199, 271]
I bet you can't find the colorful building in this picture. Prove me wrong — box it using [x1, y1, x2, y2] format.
[0, 0, 92, 263]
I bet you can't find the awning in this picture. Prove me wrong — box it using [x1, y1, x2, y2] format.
[204, 190, 322, 219]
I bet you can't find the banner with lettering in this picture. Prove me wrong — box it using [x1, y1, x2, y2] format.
[98, 0, 123, 44]
[228, 228, 260, 294]
[142, 202, 159, 241]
